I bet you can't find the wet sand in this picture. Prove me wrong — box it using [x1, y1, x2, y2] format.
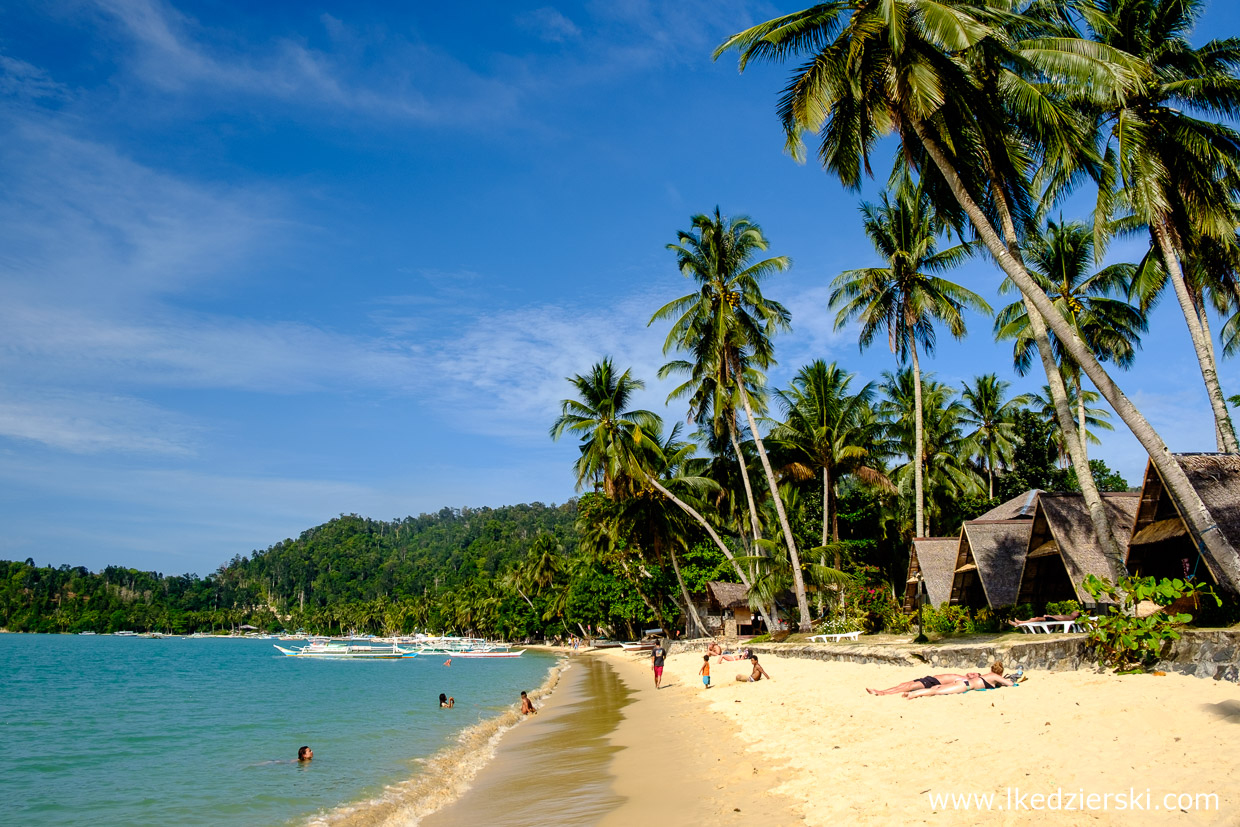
[420, 656, 629, 826]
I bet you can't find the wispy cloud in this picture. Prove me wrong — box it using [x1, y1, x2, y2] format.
[0, 388, 198, 455]
[516, 7, 582, 43]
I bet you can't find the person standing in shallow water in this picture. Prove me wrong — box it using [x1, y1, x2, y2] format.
[651, 641, 667, 689]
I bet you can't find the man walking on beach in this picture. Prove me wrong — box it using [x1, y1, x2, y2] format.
[651, 641, 667, 689]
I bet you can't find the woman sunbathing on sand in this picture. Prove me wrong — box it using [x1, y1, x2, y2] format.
[900, 663, 1015, 699]
[866, 672, 973, 695]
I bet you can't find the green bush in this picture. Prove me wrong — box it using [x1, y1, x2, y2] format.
[1082, 575, 1218, 670]
[1045, 600, 1081, 616]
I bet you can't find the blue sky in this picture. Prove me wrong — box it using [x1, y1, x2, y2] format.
[3, 0, 1240, 576]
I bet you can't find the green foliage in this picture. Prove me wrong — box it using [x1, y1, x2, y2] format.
[997, 409, 1071, 498]
[1045, 600, 1081, 616]
[1082, 575, 1219, 670]
[1064, 460, 1129, 493]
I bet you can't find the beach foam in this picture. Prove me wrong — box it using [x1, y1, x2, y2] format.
[305, 658, 568, 827]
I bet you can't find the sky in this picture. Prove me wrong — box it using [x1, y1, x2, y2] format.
[4, 0, 1240, 576]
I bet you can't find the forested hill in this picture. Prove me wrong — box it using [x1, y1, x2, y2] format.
[228, 502, 578, 606]
[1, 501, 578, 634]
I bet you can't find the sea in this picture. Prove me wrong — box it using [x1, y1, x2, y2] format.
[0, 634, 563, 827]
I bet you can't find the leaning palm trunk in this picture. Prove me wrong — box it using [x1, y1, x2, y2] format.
[735, 375, 813, 632]
[910, 340, 926, 537]
[669, 549, 708, 637]
[1151, 219, 1239, 453]
[1076, 369, 1088, 464]
[912, 119, 1240, 591]
[729, 417, 765, 542]
[989, 176, 1122, 576]
[1198, 308, 1226, 450]
[641, 472, 778, 630]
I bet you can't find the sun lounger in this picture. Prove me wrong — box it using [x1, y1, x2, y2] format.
[809, 631, 861, 642]
[1015, 617, 1096, 634]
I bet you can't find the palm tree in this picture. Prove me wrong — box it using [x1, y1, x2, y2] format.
[550, 359, 761, 606]
[714, 3, 1240, 591]
[959, 374, 1026, 498]
[829, 178, 988, 537]
[650, 209, 816, 631]
[880, 369, 985, 535]
[770, 360, 890, 553]
[994, 219, 1144, 462]
[1026, 382, 1114, 467]
[1081, 0, 1240, 452]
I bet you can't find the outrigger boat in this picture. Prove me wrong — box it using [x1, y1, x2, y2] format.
[402, 635, 524, 658]
[273, 640, 414, 659]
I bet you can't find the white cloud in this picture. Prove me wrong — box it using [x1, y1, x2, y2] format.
[0, 388, 198, 455]
[516, 8, 582, 43]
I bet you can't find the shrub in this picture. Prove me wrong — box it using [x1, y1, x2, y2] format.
[1082, 575, 1219, 670]
[1045, 600, 1081, 616]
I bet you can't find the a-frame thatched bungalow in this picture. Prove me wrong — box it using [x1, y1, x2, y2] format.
[947, 490, 1041, 610]
[1127, 453, 1240, 586]
[903, 537, 958, 610]
[1015, 491, 1140, 609]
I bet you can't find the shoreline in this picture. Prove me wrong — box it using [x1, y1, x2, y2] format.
[306, 653, 569, 827]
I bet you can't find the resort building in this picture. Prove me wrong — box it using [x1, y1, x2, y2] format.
[948, 490, 1041, 610]
[1127, 453, 1240, 587]
[902, 537, 958, 611]
[1014, 492, 1140, 610]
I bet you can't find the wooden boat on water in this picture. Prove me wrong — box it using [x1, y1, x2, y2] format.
[273, 641, 414, 659]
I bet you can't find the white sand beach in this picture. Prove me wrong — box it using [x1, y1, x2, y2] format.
[593, 647, 1239, 826]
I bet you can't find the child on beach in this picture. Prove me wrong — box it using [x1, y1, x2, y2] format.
[520, 691, 536, 715]
[699, 655, 711, 688]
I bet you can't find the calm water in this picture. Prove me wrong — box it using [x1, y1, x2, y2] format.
[0, 635, 559, 827]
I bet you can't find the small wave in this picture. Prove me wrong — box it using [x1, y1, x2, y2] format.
[303, 658, 568, 827]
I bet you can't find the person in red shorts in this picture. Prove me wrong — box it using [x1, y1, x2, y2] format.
[651, 641, 667, 689]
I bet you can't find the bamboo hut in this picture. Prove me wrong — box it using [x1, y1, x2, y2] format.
[1015, 492, 1140, 608]
[947, 491, 1041, 610]
[699, 581, 756, 637]
[1127, 453, 1240, 585]
[903, 537, 958, 610]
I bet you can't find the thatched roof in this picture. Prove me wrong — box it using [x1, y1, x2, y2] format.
[975, 489, 1042, 522]
[951, 519, 1033, 608]
[1018, 492, 1139, 605]
[1129, 454, 1240, 590]
[705, 581, 749, 610]
[904, 537, 959, 610]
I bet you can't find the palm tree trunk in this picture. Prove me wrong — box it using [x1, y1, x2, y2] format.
[669, 549, 708, 638]
[910, 340, 926, 537]
[729, 418, 764, 541]
[910, 119, 1240, 591]
[734, 373, 813, 632]
[985, 165, 1121, 575]
[1076, 369, 1088, 464]
[641, 472, 777, 630]
[1151, 219, 1239, 453]
[1194, 284, 1227, 452]
[822, 464, 831, 549]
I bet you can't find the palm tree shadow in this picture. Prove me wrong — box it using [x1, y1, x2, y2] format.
[1202, 700, 1240, 723]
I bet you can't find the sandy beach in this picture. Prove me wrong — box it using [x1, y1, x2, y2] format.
[588, 647, 1239, 826]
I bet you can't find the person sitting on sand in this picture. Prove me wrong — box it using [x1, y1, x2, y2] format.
[903, 663, 1014, 699]
[699, 654, 711, 689]
[1009, 611, 1082, 627]
[735, 654, 772, 682]
[707, 641, 724, 658]
[297, 746, 313, 762]
[520, 691, 536, 715]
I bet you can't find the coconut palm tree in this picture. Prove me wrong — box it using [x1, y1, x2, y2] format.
[650, 209, 816, 631]
[550, 359, 763, 611]
[880, 369, 985, 535]
[714, 2, 1240, 591]
[1080, 0, 1240, 452]
[1025, 382, 1114, 467]
[770, 360, 891, 553]
[994, 218, 1145, 462]
[959, 374, 1026, 498]
[829, 178, 988, 537]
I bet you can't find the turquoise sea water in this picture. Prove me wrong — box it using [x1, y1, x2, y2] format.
[0, 635, 558, 826]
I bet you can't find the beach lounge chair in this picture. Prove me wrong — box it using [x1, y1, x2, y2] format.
[808, 631, 861, 642]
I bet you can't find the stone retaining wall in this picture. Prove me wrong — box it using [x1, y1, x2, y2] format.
[672, 629, 1240, 683]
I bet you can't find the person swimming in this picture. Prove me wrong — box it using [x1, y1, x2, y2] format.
[297, 746, 313, 762]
